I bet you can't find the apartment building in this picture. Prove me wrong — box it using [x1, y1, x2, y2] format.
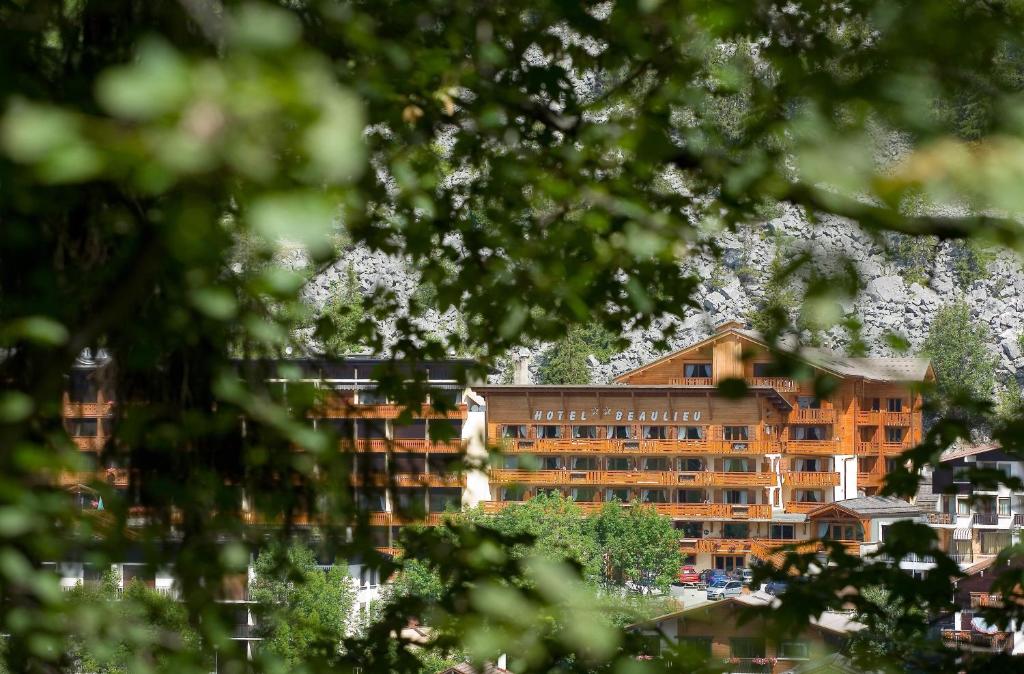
[57, 351, 484, 653]
[927, 443, 1024, 568]
[478, 321, 931, 570]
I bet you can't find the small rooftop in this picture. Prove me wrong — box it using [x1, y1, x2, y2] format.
[825, 496, 921, 518]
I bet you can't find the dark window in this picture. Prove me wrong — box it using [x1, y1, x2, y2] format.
[724, 426, 749, 441]
[675, 521, 703, 538]
[870, 398, 881, 411]
[641, 489, 668, 503]
[680, 458, 703, 471]
[715, 555, 745, 571]
[68, 371, 99, 403]
[502, 424, 528, 439]
[359, 388, 388, 404]
[607, 457, 631, 471]
[500, 486, 525, 502]
[431, 388, 463, 406]
[394, 488, 426, 515]
[679, 637, 712, 657]
[65, 418, 98, 437]
[724, 490, 749, 504]
[356, 419, 387, 439]
[792, 425, 826, 440]
[642, 457, 670, 471]
[608, 425, 633, 439]
[886, 427, 904, 443]
[752, 362, 773, 377]
[356, 489, 386, 511]
[678, 489, 705, 504]
[722, 523, 750, 539]
[570, 487, 598, 502]
[393, 421, 427, 440]
[770, 524, 795, 540]
[797, 396, 821, 409]
[427, 454, 458, 473]
[684, 363, 712, 378]
[321, 419, 353, 439]
[391, 453, 426, 473]
[428, 488, 461, 512]
[537, 425, 562, 439]
[570, 456, 598, 470]
[680, 426, 705, 440]
[429, 419, 462, 441]
[730, 638, 766, 659]
[571, 425, 599, 439]
[723, 458, 751, 473]
[643, 426, 669, 439]
[605, 488, 630, 502]
[540, 456, 561, 470]
[363, 454, 387, 472]
[887, 398, 903, 412]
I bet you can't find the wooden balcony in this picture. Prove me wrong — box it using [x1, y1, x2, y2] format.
[941, 629, 1012, 652]
[694, 538, 754, 554]
[855, 440, 911, 455]
[783, 439, 840, 455]
[857, 471, 885, 489]
[71, 437, 107, 451]
[318, 403, 466, 419]
[749, 377, 798, 392]
[500, 436, 780, 455]
[789, 408, 836, 423]
[856, 411, 916, 427]
[784, 501, 823, 514]
[479, 501, 771, 520]
[784, 471, 840, 487]
[668, 377, 713, 386]
[489, 469, 775, 488]
[353, 439, 464, 453]
[57, 469, 129, 488]
[63, 401, 114, 417]
[351, 473, 464, 488]
[927, 512, 954, 525]
[970, 592, 1004, 609]
[856, 411, 880, 426]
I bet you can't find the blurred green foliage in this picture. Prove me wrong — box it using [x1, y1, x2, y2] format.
[923, 300, 997, 418]
[2, 0, 1024, 671]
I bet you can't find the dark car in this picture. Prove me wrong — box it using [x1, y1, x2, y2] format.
[766, 579, 789, 596]
[700, 569, 728, 585]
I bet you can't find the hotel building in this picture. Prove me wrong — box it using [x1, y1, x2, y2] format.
[477, 321, 932, 570]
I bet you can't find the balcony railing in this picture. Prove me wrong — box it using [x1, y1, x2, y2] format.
[317, 402, 466, 419]
[783, 439, 840, 455]
[784, 501, 823, 514]
[350, 473, 465, 488]
[974, 512, 1000, 526]
[353, 439, 464, 453]
[749, 377, 798, 392]
[783, 471, 841, 487]
[927, 513, 954, 525]
[941, 630, 1011, 652]
[1013, 513, 1024, 528]
[489, 469, 776, 487]
[667, 377, 713, 386]
[501, 436, 781, 455]
[970, 592, 1003, 609]
[480, 501, 772, 520]
[857, 471, 884, 488]
[882, 412, 912, 426]
[63, 401, 115, 417]
[789, 408, 836, 423]
[57, 469, 129, 488]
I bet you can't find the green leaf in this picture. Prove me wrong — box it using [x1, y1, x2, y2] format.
[248, 191, 337, 255]
[95, 38, 191, 120]
[189, 287, 238, 320]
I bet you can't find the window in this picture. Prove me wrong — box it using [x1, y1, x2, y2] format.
[980, 531, 1012, 555]
[679, 426, 705, 440]
[870, 398, 881, 411]
[572, 425, 599, 439]
[715, 555, 745, 571]
[391, 453, 427, 473]
[684, 363, 712, 378]
[394, 421, 427, 439]
[797, 396, 821, 409]
[679, 636, 712, 657]
[752, 362, 773, 377]
[724, 426, 749, 441]
[678, 489, 705, 504]
[537, 425, 562, 439]
[770, 524, 795, 540]
[779, 641, 809, 659]
[679, 458, 704, 471]
[724, 490, 749, 505]
[957, 496, 971, 515]
[607, 457, 631, 471]
[65, 418, 98, 437]
[791, 425, 826, 440]
[793, 458, 821, 472]
[641, 489, 668, 503]
[501, 425, 527, 439]
[359, 566, 379, 589]
[998, 497, 1011, 516]
[540, 456, 561, 470]
[722, 523, 750, 539]
[730, 637, 766, 659]
[571, 456, 598, 470]
[885, 427, 904, 443]
[676, 521, 703, 538]
[429, 488, 462, 512]
[637, 634, 662, 657]
[643, 425, 669, 439]
[68, 371, 99, 403]
[605, 488, 630, 502]
[431, 388, 463, 406]
[642, 457, 670, 472]
[570, 487, 598, 502]
[724, 458, 752, 473]
[500, 486, 526, 502]
[825, 523, 863, 541]
[607, 425, 634, 439]
[359, 388, 388, 404]
[794, 489, 821, 503]
[887, 398, 903, 412]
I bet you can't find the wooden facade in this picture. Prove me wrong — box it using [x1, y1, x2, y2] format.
[479, 322, 932, 568]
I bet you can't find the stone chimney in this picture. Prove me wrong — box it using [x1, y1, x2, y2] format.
[513, 356, 531, 384]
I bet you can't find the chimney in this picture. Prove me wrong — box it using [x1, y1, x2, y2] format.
[714, 319, 745, 334]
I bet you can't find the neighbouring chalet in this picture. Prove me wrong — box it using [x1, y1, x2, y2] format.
[627, 591, 864, 673]
[477, 321, 932, 570]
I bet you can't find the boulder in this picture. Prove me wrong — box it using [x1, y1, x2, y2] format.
[864, 275, 905, 302]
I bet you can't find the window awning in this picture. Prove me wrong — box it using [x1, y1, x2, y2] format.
[953, 528, 973, 541]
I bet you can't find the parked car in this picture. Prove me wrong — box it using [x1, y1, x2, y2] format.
[740, 567, 754, 585]
[676, 566, 700, 585]
[706, 579, 743, 600]
[766, 579, 789, 596]
[700, 569, 728, 586]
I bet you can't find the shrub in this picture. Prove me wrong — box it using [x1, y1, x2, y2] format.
[949, 240, 994, 287]
[314, 266, 367, 355]
[885, 234, 938, 286]
[536, 324, 621, 384]
[922, 300, 996, 411]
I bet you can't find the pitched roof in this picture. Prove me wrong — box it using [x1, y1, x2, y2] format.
[613, 325, 932, 384]
[939, 442, 1002, 463]
[810, 496, 921, 519]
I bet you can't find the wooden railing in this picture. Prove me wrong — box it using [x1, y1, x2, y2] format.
[72, 437, 107, 451]
[927, 513, 954, 525]
[353, 439, 464, 453]
[784, 501, 823, 514]
[970, 592, 1003, 609]
[789, 408, 836, 423]
[350, 473, 465, 488]
[857, 471, 884, 488]
[489, 469, 776, 487]
[63, 401, 115, 417]
[667, 377, 713, 386]
[784, 471, 840, 487]
[318, 403, 466, 419]
[501, 436, 782, 455]
[941, 630, 1011, 651]
[57, 469, 129, 488]
[856, 411, 880, 426]
[749, 377, 798, 392]
[783, 439, 840, 455]
[479, 501, 772, 520]
[882, 412, 913, 426]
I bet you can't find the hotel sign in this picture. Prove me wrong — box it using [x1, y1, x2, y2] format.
[532, 408, 703, 422]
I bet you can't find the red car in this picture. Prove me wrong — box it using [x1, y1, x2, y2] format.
[677, 565, 700, 584]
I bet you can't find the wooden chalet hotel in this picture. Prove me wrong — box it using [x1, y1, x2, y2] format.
[477, 321, 932, 571]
